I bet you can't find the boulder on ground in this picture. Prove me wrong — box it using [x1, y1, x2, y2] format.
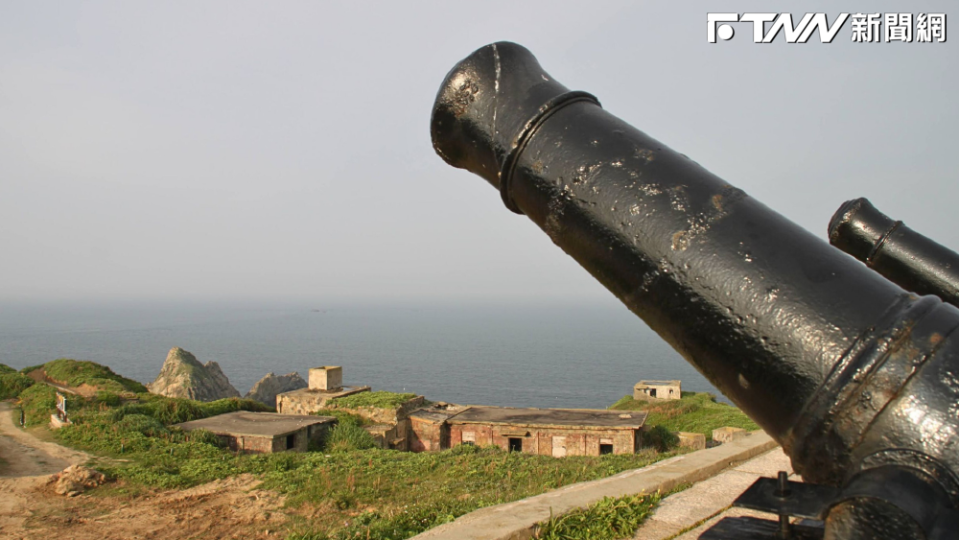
[147, 347, 241, 402]
[53, 465, 105, 497]
[245, 372, 307, 408]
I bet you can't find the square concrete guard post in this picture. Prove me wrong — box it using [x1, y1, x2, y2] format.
[309, 366, 342, 391]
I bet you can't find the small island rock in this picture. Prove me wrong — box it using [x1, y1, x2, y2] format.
[245, 372, 307, 408]
[147, 347, 241, 401]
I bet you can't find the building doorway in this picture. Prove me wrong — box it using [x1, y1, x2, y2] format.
[286, 434, 296, 450]
[508, 437, 523, 452]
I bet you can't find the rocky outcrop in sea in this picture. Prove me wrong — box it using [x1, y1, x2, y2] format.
[244, 372, 307, 408]
[146, 347, 241, 401]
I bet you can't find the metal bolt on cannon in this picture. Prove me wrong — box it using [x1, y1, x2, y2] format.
[430, 42, 959, 540]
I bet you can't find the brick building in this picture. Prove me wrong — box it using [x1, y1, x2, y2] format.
[410, 406, 647, 457]
[175, 411, 335, 453]
[408, 409, 452, 452]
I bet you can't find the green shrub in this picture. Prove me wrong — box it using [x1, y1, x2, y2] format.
[0, 372, 35, 400]
[198, 397, 272, 418]
[312, 408, 373, 427]
[117, 414, 168, 437]
[329, 391, 418, 410]
[534, 493, 660, 540]
[325, 423, 378, 453]
[93, 391, 122, 407]
[0, 363, 15, 374]
[643, 425, 679, 452]
[182, 428, 223, 447]
[151, 397, 204, 424]
[18, 383, 58, 426]
[107, 394, 269, 425]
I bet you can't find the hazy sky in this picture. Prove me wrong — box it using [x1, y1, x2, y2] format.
[2, 1, 956, 305]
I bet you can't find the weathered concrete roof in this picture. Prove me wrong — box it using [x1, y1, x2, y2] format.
[636, 380, 681, 386]
[175, 411, 335, 438]
[277, 385, 370, 398]
[409, 409, 454, 423]
[447, 406, 647, 429]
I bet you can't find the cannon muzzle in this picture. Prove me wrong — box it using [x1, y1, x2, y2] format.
[431, 42, 959, 539]
[830, 197, 959, 308]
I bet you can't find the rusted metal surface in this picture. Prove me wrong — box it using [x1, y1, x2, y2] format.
[430, 42, 959, 539]
[830, 197, 959, 308]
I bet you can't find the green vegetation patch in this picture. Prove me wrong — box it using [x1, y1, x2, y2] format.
[311, 408, 374, 427]
[325, 422, 379, 453]
[19, 383, 58, 426]
[534, 493, 661, 540]
[611, 392, 758, 441]
[0, 363, 15, 374]
[329, 391, 418, 410]
[42, 358, 148, 393]
[273, 444, 668, 540]
[0, 371, 35, 400]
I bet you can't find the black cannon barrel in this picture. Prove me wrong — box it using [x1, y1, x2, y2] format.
[432, 43, 959, 539]
[830, 197, 959, 308]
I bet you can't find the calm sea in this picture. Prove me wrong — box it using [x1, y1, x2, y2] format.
[0, 301, 722, 409]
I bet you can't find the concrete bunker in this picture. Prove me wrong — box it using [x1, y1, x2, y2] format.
[175, 411, 335, 454]
[634, 380, 681, 401]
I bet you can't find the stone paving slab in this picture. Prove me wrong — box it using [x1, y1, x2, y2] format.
[411, 431, 777, 540]
[633, 448, 795, 540]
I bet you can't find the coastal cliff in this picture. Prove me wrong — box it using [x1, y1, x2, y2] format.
[147, 347, 240, 401]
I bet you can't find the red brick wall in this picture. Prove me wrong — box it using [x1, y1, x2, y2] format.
[409, 417, 449, 452]
[448, 425, 639, 456]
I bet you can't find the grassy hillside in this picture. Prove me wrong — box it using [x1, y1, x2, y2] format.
[610, 392, 758, 441]
[38, 358, 148, 393]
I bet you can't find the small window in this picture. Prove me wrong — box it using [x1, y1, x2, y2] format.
[650, 388, 657, 398]
[286, 434, 296, 450]
[599, 444, 614, 455]
[508, 437, 523, 452]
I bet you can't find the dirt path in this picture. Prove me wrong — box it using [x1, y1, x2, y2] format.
[0, 402, 90, 476]
[0, 402, 290, 540]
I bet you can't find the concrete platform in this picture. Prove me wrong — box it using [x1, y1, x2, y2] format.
[411, 430, 778, 540]
[633, 447, 795, 539]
